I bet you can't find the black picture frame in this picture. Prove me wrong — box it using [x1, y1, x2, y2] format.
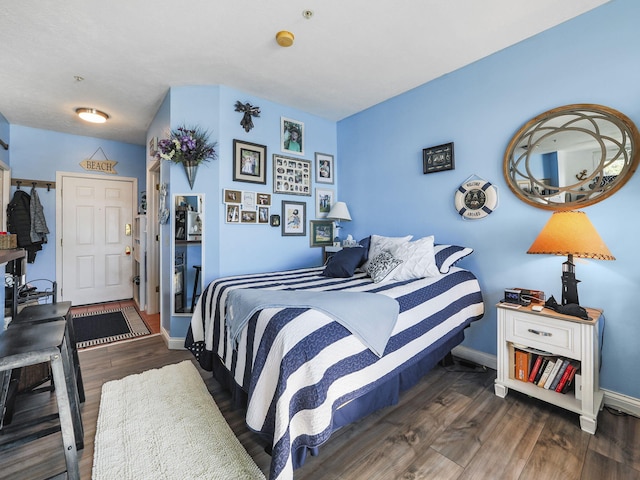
[423, 142, 455, 174]
[233, 139, 267, 184]
[309, 220, 334, 247]
[281, 200, 306, 236]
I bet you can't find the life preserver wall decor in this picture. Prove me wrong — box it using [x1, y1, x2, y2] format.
[455, 176, 498, 219]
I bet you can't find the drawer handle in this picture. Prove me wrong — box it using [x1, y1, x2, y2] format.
[528, 328, 552, 337]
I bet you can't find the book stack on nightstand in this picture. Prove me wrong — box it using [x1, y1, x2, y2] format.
[495, 303, 603, 434]
[512, 346, 580, 397]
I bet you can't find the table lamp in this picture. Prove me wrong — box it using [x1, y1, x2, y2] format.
[526, 210, 614, 306]
[326, 201, 352, 245]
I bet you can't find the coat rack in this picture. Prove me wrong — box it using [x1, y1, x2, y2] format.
[11, 178, 56, 191]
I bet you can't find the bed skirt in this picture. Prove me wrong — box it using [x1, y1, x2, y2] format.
[210, 326, 467, 470]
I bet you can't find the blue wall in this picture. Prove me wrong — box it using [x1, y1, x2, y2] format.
[338, 0, 640, 399]
[153, 85, 338, 338]
[216, 86, 337, 276]
[7, 125, 146, 282]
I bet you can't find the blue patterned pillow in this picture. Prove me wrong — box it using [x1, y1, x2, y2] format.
[434, 244, 473, 273]
[323, 247, 367, 278]
[366, 251, 403, 283]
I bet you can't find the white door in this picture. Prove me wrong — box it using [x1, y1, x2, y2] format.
[59, 174, 135, 305]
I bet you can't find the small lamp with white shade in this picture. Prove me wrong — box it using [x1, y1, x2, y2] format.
[326, 201, 351, 246]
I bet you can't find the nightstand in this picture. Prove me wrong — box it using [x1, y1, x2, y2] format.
[323, 246, 342, 264]
[494, 303, 604, 434]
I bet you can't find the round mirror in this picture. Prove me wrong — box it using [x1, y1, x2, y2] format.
[504, 104, 640, 210]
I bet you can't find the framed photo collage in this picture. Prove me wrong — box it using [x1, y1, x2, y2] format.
[226, 116, 336, 240]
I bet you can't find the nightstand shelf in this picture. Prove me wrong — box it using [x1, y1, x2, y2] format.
[494, 303, 604, 434]
[323, 246, 342, 264]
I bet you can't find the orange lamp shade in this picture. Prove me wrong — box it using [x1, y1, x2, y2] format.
[527, 211, 615, 260]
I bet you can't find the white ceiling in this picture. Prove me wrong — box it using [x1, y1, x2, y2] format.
[0, 0, 609, 146]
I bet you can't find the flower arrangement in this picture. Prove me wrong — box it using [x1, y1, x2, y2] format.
[156, 125, 217, 165]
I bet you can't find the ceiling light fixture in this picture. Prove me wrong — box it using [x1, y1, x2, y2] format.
[275, 31, 294, 47]
[76, 108, 109, 124]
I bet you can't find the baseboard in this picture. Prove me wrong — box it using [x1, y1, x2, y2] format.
[161, 327, 187, 350]
[452, 345, 497, 371]
[602, 389, 640, 418]
[452, 345, 640, 419]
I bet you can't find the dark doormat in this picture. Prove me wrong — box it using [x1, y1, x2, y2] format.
[72, 307, 151, 348]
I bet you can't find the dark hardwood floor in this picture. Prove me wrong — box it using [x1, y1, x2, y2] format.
[1, 334, 638, 479]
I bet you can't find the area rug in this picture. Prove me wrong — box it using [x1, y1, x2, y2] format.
[92, 361, 265, 480]
[72, 306, 151, 348]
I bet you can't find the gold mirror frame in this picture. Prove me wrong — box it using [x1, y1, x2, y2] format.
[504, 104, 640, 210]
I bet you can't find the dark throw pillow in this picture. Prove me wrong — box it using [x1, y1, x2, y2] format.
[323, 247, 367, 278]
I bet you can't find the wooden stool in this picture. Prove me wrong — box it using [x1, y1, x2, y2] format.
[12, 302, 84, 402]
[0, 321, 82, 479]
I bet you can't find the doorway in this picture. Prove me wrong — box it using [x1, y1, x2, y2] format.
[56, 172, 136, 305]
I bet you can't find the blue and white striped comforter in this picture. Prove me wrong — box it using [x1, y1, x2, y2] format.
[186, 266, 484, 480]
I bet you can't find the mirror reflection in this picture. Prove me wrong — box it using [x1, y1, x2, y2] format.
[504, 104, 640, 210]
[173, 194, 203, 315]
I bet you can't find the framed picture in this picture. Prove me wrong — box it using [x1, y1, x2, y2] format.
[226, 204, 240, 223]
[270, 214, 280, 227]
[273, 154, 311, 196]
[423, 142, 455, 174]
[258, 206, 270, 224]
[149, 137, 158, 158]
[240, 209, 257, 223]
[223, 189, 242, 204]
[233, 140, 267, 184]
[309, 220, 334, 247]
[315, 152, 334, 184]
[256, 192, 271, 206]
[281, 200, 306, 236]
[242, 191, 256, 210]
[315, 188, 334, 218]
[281, 117, 304, 155]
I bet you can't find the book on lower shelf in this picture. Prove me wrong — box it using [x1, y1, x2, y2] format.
[510, 343, 580, 394]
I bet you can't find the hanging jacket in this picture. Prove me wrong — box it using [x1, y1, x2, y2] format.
[30, 185, 49, 244]
[7, 189, 42, 263]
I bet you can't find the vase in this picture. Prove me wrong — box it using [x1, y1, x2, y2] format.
[182, 161, 198, 190]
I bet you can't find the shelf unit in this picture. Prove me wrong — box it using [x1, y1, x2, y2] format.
[494, 303, 604, 434]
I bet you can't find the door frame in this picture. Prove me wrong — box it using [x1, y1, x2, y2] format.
[55, 171, 137, 303]
[146, 161, 160, 314]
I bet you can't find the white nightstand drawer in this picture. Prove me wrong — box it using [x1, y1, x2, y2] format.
[505, 313, 581, 358]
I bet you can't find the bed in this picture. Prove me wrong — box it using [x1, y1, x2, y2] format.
[185, 236, 484, 480]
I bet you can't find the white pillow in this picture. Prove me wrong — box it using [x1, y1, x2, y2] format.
[366, 251, 403, 283]
[388, 235, 440, 281]
[361, 234, 413, 272]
